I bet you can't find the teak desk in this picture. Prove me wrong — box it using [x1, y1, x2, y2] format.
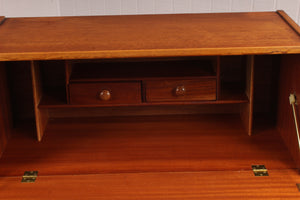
[1, 11, 300, 199]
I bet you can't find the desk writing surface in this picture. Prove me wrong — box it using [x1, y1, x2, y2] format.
[0, 11, 300, 61]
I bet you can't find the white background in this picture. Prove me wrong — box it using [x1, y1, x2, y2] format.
[0, 0, 300, 25]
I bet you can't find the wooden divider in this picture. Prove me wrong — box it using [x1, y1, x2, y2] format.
[240, 55, 254, 136]
[31, 61, 49, 141]
[0, 62, 12, 156]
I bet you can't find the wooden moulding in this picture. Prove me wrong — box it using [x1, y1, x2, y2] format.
[31, 61, 49, 141]
[240, 55, 254, 136]
[277, 10, 300, 36]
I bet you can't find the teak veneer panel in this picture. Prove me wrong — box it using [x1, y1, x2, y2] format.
[0, 115, 295, 177]
[31, 61, 49, 141]
[0, 170, 300, 200]
[278, 54, 300, 169]
[1, 11, 300, 61]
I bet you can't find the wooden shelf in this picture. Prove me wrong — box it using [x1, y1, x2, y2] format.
[1, 12, 300, 61]
[38, 89, 248, 109]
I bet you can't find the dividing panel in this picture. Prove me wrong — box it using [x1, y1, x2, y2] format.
[31, 61, 49, 141]
[240, 56, 254, 136]
[278, 54, 300, 169]
[0, 62, 12, 156]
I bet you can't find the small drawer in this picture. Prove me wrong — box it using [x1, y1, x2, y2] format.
[144, 79, 216, 102]
[69, 82, 141, 105]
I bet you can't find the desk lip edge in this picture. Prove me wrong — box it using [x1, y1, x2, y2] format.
[1, 46, 300, 61]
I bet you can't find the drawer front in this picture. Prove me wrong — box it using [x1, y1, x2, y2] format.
[144, 79, 216, 102]
[69, 82, 141, 105]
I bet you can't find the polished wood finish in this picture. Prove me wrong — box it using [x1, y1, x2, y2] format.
[216, 56, 221, 99]
[65, 61, 72, 104]
[145, 79, 216, 102]
[69, 82, 142, 105]
[30, 61, 49, 141]
[278, 54, 300, 169]
[241, 56, 254, 136]
[1, 12, 300, 61]
[0, 62, 11, 157]
[277, 10, 300, 36]
[47, 105, 242, 119]
[0, 11, 300, 199]
[0, 115, 295, 177]
[0, 170, 300, 200]
[39, 93, 248, 108]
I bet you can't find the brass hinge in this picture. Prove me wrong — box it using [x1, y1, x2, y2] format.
[21, 171, 38, 183]
[252, 165, 269, 176]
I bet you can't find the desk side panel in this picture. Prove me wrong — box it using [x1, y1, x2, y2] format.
[0, 62, 12, 156]
[278, 54, 300, 169]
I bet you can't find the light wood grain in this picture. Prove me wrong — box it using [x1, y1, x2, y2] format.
[0, 12, 300, 61]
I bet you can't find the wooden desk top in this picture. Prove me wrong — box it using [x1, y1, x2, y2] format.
[0, 11, 300, 61]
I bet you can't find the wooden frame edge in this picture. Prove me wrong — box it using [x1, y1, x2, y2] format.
[240, 55, 254, 136]
[277, 10, 300, 36]
[31, 61, 49, 141]
[0, 17, 6, 25]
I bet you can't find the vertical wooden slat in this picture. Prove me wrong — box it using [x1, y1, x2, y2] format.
[0, 62, 12, 157]
[240, 55, 254, 136]
[65, 61, 72, 104]
[216, 56, 221, 100]
[31, 61, 48, 141]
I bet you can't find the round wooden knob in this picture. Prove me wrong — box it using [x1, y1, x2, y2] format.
[175, 85, 186, 96]
[99, 90, 111, 101]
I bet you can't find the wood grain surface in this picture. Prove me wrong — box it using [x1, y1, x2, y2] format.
[0, 114, 295, 177]
[0, 170, 300, 200]
[31, 61, 49, 141]
[144, 79, 216, 102]
[69, 81, 142, 105]
[277, 10, 300, 36]
[240, 55, 254, 136]
[0, 12, 300, 61]
[278, 54, 300, 169]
